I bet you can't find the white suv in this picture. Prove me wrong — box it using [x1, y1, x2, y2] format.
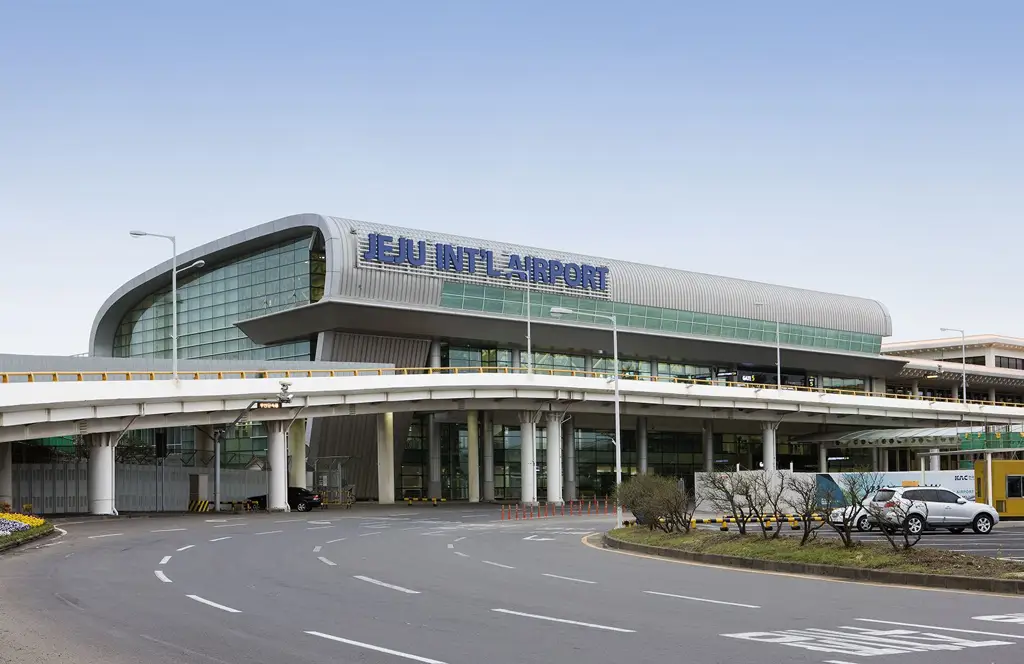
[866, 486, 998, 535]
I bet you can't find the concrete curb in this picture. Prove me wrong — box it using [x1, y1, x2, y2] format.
[602, 533, 1024, 596]
[0, 524, 56, 554]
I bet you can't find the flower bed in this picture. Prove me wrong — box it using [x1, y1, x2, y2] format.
[0, 513, 47, 537]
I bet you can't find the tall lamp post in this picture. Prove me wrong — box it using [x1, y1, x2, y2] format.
[940, 326, 967, 402]
[129, 231, 204, 381]
[754, 302, 781, 388]
[550, 306, 622, 528]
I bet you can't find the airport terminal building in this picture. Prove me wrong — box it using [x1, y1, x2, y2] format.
[81, 213, 1018, 501]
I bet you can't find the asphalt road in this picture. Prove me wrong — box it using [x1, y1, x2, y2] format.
[2, 505, 1024, 664]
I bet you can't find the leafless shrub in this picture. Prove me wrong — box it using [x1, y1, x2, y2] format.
[698, 472, 754, 535]
[785, 474, 837, 546]
[617, 474, 699, 533]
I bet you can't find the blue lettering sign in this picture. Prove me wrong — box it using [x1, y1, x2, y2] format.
[362, 233, 609, 292]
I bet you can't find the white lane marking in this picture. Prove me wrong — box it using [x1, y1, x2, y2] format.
[402, 526, 423, 530]
[491, 608, 634, 633]
[318, 556, 337, 566]
[186, 595, 241, 613]
[308, 520, 333, 525]
[974, 613, 1024, 624]
[454, 537, 466, 542]
[154, 570, 172, 583]
[482, 560, 515, 569]
[447, 543, 454, 549]
[305, 631, 447, 663]
[644, 590, 759, 609]
[313, 546, 322, 553]
[353, 575, 420, 594]
[825, 660, 862, 664]
[855, 618, 1024, 639]
[88, 533, 123, 539]
[453, 551, 470, 558]
[151, 528, 187, 533]
[176, 545, 195, 552]
[359, 532, 381, 537]
[209, 536, 231, 542]
[543, 573, 596, 584]
[326, 538, 346, 544]
[213, 523, 246, 528]
[307, 525, 335, 530]
[159, 556, 172, 565]
[254, 530, 283, 536]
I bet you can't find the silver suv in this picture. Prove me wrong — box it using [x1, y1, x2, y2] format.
[866, 486, 998, 535]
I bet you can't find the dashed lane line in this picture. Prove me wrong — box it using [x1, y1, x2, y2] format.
[88, 533, 123, 539]
[543, 573, 596, 584]
[186, 595, 241, 613]
[482, 561, 515, 569]
[318, 556, 337, 566]
[359, 532, 381, 537]
[353, 575, 420, 594]
[159, 556, 172, 565]
[643, 590, 759, 609]
[213, 523, 247, 528]
[254, 530, 283, 536]
[307, 525, 335, 530]
[151, 528, 188, 533]
[491, 608, 635, 633]
[453, 551, 470, 558]
[209, 537, 232, 542]
[326, 538, 346, 544]
[154, 571, 172, 583]
[305, 631, 447, 664]
[176, 545, 195, 552]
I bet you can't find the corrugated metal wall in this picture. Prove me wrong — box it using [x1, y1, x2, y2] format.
[324, 215, 891, 336]
[311, 332, 431, 500]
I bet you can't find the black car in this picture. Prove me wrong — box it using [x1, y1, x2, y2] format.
[247, 487, 323, 512]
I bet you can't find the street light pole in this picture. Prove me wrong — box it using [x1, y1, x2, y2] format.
[755, 302, 781, 388]
[550, 306, 622, 528]
[940, 327, 967, 402]
[130, 232, 205, 382]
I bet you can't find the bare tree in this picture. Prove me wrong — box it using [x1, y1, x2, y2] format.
[747, 471, 788, 540]
[785, 473, 838, 546]
[699, 472, 754, 535]
[828, 471, 885, 547]
[865, 490, 928, 551]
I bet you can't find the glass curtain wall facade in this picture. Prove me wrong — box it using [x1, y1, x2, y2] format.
[111, 234, 323, 466]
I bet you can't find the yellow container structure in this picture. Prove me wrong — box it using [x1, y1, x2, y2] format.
[974, 459, 1024, 517]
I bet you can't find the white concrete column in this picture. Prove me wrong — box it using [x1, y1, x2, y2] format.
[637, 416, 648, 475]
[376, 412, 396, 504]
[194, 426, 215, 467]
[87, 432, 117, 515]
[467, 410, 480, 503]
[988, 387, 997, 403]
[870, 376, 886, 395]
[911, 379, 920, 396]
[952, 383, 959, 401]
[482, 412, 495, 502]
[0, 442, 13, 509]
[511, 352, 522, 369]
[818, 443, 828, 473]
[545, 412, 562, 505]
[702, 420, 714, 472]
[929, 448, 941, 472]
[429, 340, 442, 369]
[879, 447, 890, 471]
[267, 421, 288, 512]
[562, 418, 576, 501]
[519, 411, 536, 505]
[760, 422, 777, 472]
[288, 419, 307, 489]
[871, 447, 879, 471]
[428, 414, 442, 499]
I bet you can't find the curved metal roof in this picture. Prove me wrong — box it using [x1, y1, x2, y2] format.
[90, 213, 892, 356]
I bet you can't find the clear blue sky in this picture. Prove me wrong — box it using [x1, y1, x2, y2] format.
[1, 1, 1022, 355]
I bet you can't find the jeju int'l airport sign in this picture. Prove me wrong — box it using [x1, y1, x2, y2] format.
[360, 232, 610, 293]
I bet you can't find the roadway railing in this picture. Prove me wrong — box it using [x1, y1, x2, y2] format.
[1, 365, 1022, 409]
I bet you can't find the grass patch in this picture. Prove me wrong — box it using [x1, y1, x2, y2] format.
[0, 523, 54, 552]
[610, 527, 1024, 579]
